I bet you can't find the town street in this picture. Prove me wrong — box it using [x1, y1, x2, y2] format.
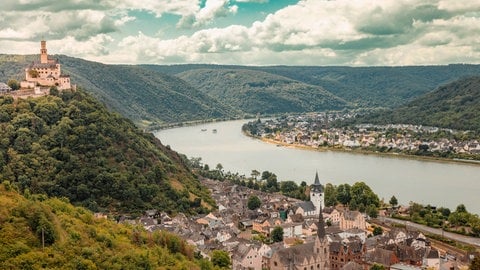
[378, 216, 480, 247]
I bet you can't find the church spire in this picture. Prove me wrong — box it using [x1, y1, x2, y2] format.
[311, 171, 323, 192]
[314, 171, 320, 185]
[317, 206, 326, 239]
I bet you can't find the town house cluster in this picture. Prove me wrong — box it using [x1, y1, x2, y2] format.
[114, 173, 464, 269]
[252, 115, 480, 156]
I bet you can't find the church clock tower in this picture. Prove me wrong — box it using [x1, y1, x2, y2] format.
[310, 171, 324, 215]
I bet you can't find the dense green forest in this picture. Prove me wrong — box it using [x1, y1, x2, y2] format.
[0, 55, 239, 128]
[0, 183, 225, 269]
[177, 68, 348, 114]
[346, 76, 480, 132]
[0, 90, 215, 214]
[144, 64, 480, 109]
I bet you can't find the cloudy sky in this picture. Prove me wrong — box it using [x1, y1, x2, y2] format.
[0, 0, 479, 66]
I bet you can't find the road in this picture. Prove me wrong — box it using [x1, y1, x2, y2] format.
[377, 216, 480, 248]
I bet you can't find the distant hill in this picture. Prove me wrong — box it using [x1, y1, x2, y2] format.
[0, 55, 239, 128]
[3, 54, 480, 127]
[145, 64, 480, 109]
[347, 76, 480, 132]
[177, 68, 349, 114]
[0, 183, 206, 269]
[0, 90, 215, 214]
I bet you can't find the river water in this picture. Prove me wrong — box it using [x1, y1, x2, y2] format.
[154, 120, 480, 214]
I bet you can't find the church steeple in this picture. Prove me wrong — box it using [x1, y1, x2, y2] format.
[311, 171, 323, 192]
[317, 206, 326, 239]
[310, 171, 325, 215]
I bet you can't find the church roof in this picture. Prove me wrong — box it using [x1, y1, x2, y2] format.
[273, 242, 316, 265]
[297, 201, 315, 212]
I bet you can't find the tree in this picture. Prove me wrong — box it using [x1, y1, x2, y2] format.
[49, 86, 59, 96]
[350, 182, 380, 209]
[366, 204, 378, 218]
[336, 184, 351, 205]
[470, 256, 480, 270]
[211, 250, 231, 269]
[280, 181, 298, 194]
[216, 163, 223, 173]
[7, 79, 20, 90]
[373, 226, 383, 236]
[389, 195, 398, 207]
[251, 169, 260, 180]
[456, 204, 467, 213]
[271, 226, 284, 243]
[247, 195, 261, 210]
[370, 263, 385, 270]
[28, 69, 39, 78]
[324, 183, 337, 207]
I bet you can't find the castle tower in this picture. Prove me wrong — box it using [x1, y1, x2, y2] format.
[40, 40, 48, 64]
[310, 171, 324, 215]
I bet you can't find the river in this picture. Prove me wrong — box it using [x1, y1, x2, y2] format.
[154, 120, 480, 214]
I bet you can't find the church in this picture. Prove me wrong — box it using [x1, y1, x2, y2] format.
[295, 172, 324, 217]
[267, 172, 330, 269]
[269, 207, 329, 269]
[20, 40, 71, 91]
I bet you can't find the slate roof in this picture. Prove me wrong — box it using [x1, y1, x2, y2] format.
[273, 242, 315, 266]
[343, 210, 362, 221]
[426, 249, 439, 259]
[329, 239, 363, 254]
[342, 261, 363, 270]
[28, 61, 58, 69]
[297, 201, 316, 212]
[365, 248, 396, 266]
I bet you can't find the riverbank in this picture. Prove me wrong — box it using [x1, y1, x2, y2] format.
[246, 133, 480, 166]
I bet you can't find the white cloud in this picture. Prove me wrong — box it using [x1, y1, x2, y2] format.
[114, 0, 200, 17]
[235, 0, 268, 3]
[0, 28, 32, 39]
[1, 0, 480, 66]
[54, 34, 114, 57]
[177, 0, 238, 28]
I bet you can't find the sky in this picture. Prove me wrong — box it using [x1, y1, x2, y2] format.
[0, 0, 479, 66]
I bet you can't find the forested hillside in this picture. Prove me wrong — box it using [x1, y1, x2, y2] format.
[178, 68, 348, 114]
[145, 64, 480, 109]
[346, 76, 480, 132]
[0, 90, 215, 214]
[0, 55, 239, 128]
[3, 54, 480, 127]
[0, 183, 209, 269]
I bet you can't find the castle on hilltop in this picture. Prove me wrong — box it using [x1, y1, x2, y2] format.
[20, 40, 71, 91]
